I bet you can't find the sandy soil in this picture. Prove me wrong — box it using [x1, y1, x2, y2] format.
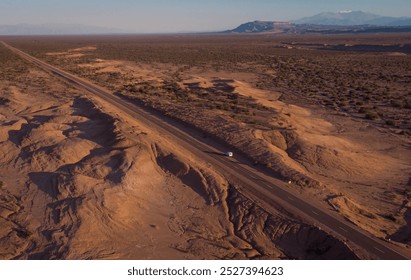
[0, 48, 358, 259]
[60, 52, 411, 247]
[181, 70, 411, 242]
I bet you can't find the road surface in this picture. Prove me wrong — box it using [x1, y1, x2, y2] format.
[2, 41, 409, 260]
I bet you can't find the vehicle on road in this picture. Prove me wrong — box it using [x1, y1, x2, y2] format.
[224, 151, 233, 157]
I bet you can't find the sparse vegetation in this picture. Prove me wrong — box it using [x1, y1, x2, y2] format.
[6, 34, 410, 133]
[1, 33, 411, 259]
[0, 44, 29, 80]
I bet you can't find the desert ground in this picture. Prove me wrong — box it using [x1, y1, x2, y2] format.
[0, 34, 410, 259]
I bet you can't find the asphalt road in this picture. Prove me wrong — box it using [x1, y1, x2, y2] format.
[2, 41, 409, 260]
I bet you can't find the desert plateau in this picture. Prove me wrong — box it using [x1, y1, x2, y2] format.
[0, 33, 410, 260]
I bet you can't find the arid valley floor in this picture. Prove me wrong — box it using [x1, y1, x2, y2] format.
[0, 34, 410, 259]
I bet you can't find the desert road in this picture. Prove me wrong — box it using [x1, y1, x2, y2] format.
[2, 41, 409, 260]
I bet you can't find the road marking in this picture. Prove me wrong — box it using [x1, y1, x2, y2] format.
[311, 210, 320, 216]
[374, 247, 386, 254]
[338, 226, 348, 233]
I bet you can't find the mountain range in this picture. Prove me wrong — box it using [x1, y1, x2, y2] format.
[227, 11, 411, 34]
[294, 10, 411, 26]
[0, 11, 410, 35]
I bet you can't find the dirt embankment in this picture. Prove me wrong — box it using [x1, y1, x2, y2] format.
[0, 51, 358, 259]
[33, 45, 411, 247]
[154, 146, 358, 259]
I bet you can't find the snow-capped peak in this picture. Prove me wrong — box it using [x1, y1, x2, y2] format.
[338, 10, 353, 14]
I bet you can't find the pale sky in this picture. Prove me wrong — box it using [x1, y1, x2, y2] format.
[0, 0, 410, 33]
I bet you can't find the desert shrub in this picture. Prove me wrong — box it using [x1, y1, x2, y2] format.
[390, 99, 404, 108]
[358, 107, 369, 114]
[365, 111, 379, 120]
[385, 119, 396, 126]
[384, 214, 398, 222]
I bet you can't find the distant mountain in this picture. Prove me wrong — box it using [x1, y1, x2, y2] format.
[0, 24, 126, 35]
[226, 11, 411, 34]
[226, 22, 411, 35]
[294, 10, 411, 26]
[228, 21, 294, 33]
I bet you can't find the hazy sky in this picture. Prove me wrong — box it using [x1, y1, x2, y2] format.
[0, 0, 410, 32]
